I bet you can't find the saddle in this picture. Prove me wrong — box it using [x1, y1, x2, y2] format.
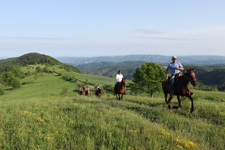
[168, 74, 182, 86]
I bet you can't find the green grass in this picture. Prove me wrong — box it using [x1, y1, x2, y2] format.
[1, 73, 78, 101]
[0, 66, 224, 149]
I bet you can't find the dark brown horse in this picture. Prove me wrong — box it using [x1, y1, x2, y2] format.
[85, 90, 90, 97]
[78, 88, 83, 95]
[95, 89, 102, 98]
[115, 78, 126, 100]
[162, 69, 197, 113]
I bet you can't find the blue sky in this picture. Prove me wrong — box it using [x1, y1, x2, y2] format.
[1, 0, 225, 57]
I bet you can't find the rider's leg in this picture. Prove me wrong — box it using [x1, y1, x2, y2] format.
[114, 83, 117, 95]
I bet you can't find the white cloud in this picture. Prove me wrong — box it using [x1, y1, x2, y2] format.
[135, 26, 225, 41]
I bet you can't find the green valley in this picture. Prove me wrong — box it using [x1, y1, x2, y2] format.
[0, 53, 224, 149]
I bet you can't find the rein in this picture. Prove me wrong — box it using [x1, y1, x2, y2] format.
[183, 74, 195, 83]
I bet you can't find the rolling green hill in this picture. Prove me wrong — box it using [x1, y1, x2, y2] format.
[0, 54, 225, 149]
[0, 64, 224, 149]
[0, 53, 81, 73]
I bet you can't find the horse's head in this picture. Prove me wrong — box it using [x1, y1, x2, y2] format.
[186, 68, 197, 86]
[122, 78, 126, 86]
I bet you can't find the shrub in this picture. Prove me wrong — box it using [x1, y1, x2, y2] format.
[36, 66, 42, 72]
[0, 88, 5, 95]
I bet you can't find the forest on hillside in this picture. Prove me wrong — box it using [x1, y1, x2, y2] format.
[76, 61, 225, 91]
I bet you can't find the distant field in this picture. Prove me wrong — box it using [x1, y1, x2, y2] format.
[0, 65, 224, 149]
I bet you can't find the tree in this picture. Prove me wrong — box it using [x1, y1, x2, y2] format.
[1, 72, 21, 88]
[36, 66, 42, 73]
[0, 87, 5, 95]
[131, 62, 165, 98]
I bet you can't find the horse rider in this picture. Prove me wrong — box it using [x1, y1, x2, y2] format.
[79, 87, 83, 94]
[96, 84, 101, 95]
[114, 70, 123, 94]
[166, 56, 184, 97]
[96, 84, 101, 91]
[83, 85, 85, 91]
[86, 86, 90, 95]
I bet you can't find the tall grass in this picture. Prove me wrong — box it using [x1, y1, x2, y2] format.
[0, 66, 224, 149]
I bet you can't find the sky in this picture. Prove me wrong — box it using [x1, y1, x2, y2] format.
[0, 0, 225, 57]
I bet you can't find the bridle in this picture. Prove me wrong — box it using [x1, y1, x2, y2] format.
[184, 72, 196, 84]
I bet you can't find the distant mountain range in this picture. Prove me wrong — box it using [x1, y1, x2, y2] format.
[56, 55, 225, 66]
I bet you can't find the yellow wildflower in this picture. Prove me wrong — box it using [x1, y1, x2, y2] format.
[161, 129, 170, 136]
[36, 117, 45, 122]
[177, 145, 182, 149]
[22, 111, 28, 116]
[128, 146, 134, 149]
[44, 134, 53, 140]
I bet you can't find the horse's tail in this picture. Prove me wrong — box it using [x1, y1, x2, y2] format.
[162, 81, 166, 87]
[162, 80, 168, 92]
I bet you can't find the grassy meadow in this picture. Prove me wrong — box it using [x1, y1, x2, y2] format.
[0, 65, 224, 149]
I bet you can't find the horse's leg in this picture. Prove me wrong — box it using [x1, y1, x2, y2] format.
[164, 93, 168, 104]
[185, 93, 194, 113]
[121, 94, 123, 100]
[177, 95, 182, 108]
[119, 94, 120, 100]
[167, 95, 174, 109]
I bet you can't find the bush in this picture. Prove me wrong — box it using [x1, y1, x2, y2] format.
[0, 88, 5, 95]
[103, 84, 114, 92]
[11, 77, 21, 88]
[1, 72, 21, 88]
[36, 66, 42, 72]
[43, 66, 50, 73]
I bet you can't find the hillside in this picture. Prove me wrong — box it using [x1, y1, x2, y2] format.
[0, 64, 224, 149]
[76, 61, 146, 80]
[57, 55, 225, 65]
[76, 61, 225, 91]
[0, 53, 81, 73]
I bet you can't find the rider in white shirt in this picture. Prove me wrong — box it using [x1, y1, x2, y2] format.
[116, 71, 123, 83]
[114, 70, 124, 94]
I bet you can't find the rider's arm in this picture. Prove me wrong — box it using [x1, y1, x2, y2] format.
[179, 67, 184, 70]
[166, 68, 169, 80]
[116, 74, 119, 82]
[176, 62, 184, 70]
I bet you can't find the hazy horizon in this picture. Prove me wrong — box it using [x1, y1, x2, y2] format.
[1, 53, 225, 59]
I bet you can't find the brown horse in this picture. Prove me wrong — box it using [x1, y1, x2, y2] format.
[95, 89, 102, 98]
[162, 69, 197, 113]
[85, 90, 90, 97]
[78, 88, 83, 95]
[115, 78, 126, 100]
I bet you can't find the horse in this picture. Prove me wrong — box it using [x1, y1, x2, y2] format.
[78, 88, 83, 95]
[162, 68, 197, 113]
[95, 89, 102, 98]
[115, 78, 126, 100]
[85, 90, 90, 97]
